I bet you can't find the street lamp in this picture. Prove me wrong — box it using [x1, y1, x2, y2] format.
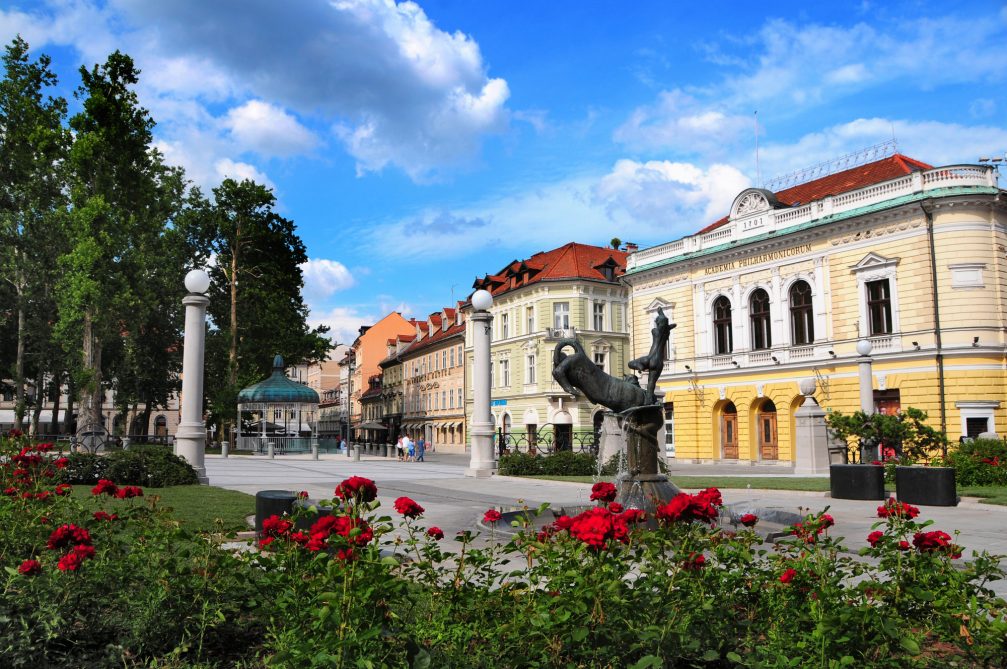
[176, 269, 210, 483]
[856, 338, 877, 463]
[467, 289, 495, 477]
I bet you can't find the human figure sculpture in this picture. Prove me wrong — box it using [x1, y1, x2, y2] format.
[628, 307, 675, 404]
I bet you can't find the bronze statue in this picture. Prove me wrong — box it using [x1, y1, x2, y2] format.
[628, 307, 675, 404]
[550, 306, 680, 514]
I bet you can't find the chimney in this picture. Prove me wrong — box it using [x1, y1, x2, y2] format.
[624, 242, 638, 253]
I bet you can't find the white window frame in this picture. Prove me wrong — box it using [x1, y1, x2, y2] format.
[593, 301, 605, 331]
[500, 312, 509, 339]
[553, 302, 570, 330]
[851, 253, 901, 341]
[526, 305, 535, 334]
[526, 353, 536, 384]
[956, 400, 999, 437]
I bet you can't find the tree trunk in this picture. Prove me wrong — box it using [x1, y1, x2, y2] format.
[228, 221, 241, 387]
[30, 366, 44, 437]
[63, 376, 75, 435]
[81, 311, 104, 430]
[50, 371, 62, 435]
[14, 277, 25, 431]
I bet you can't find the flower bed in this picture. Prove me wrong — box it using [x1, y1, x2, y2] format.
[3, 432, 1007, 667]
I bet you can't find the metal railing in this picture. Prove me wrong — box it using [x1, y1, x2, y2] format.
[496, 430, 599, 457]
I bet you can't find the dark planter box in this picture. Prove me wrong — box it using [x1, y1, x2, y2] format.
[830, 464, 886, 500]
[895, 466, 958, 506]
[255, 489, 296, 534]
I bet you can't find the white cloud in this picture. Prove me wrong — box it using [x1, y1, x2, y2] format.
[225, 100, 318, 157]
[213, 159, 275, 190]
[301, 259, 355, 302]
[614, 90, 750, 155]
[307, 306, 375, 345]
[5, 0, 510, 184]
[596, 160, 750, 225]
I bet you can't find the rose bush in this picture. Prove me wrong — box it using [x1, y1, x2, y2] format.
[4, 432, 1007, 668]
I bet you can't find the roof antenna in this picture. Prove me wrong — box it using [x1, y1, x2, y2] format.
[891, 122, 898, 153]
[754, 110, 762, 187]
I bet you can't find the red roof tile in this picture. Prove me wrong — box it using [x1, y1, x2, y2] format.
[471, 242, 627, 299]
[698, 154, 932, 235]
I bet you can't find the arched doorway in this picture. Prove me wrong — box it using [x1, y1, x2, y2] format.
[757, 399, 778, 460]
[154, 415, 167, 438]
[721, 402, 738, 459]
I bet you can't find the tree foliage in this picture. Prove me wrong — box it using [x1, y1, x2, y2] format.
[825, 406, 948, 462]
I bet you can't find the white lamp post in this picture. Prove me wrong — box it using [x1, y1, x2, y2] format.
[176, 269, 210, 483]
[856, 338, 878, 463]
[467, 289, 495, 477]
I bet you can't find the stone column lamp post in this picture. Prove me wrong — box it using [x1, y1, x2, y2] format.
[467, 289, 495, 478]
[176, 269, 210, 483]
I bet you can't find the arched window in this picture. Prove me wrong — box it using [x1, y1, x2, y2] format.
[749, 289, 771, 350]
[713, 296, 733, 354]
[789, 281, 814, 345]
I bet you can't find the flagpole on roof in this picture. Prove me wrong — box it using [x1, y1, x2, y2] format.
[754, 110, 761, 188]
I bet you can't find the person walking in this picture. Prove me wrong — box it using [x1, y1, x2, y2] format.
[406, 435, 416, 462]
[396, 435, 406, 461]
[416, 436, 426, 462]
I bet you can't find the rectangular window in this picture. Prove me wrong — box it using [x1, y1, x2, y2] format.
[593, 302, 605, 331]
[500, 359, 510, 387]
[449, 390, 454, 409]
[867, 279, 893, 335]
[593, 351, 606, 371]
[663, 403, 675, 456]
[434, 393, 439, 410]
[526, 306, 535, 334]
[526, 354, 536, 383]
[553, 302, 570, 330]
[501, 312, 509, 339]
[450, 347, 455, 367]
[457, 388, 463, 407]
[441, 391, 446, 410]
[442, 351, 447, 369]
[490, 361, 494, 388]
[966, 417, 990, 438]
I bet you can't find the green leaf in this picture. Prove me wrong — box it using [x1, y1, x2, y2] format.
[899, 637, 921, 655]
[571, 627, 589, 642]
[628, 656, 662, 669]
[726, 651, 743, 664]
[701, 649, 720, 661]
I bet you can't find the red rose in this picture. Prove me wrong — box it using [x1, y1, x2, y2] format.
[590, 482, 618, 503]
[897, 540, 910, 551]
[607, 502, 624, 514]
[18, 559, 42, 576]
[258, 537, 276, 550]
[54, 457, 69, 469]
[696, 487, 723, 507]
[656, 492, 718, 525]
[394, 496, 425, 518]
[779, 567, 797, 584]
[427, 526, 444, 540]
[91, 479, 118, 496]
[261, 514, 293, 537]
[336, 548, 357, 562]
[622, 509, 647, 524]
[566, 506, 633, 550]
[114, 485, 143, 499]
[289, 531, 310, 546]
[553, 515, 574, 531]
[912, 530, 962, 558]
[47, 524, 92, 551]
[483, 509, 502, 524]
[55, 483, 72, 496]
[57, 545, 96, 572]
[682, 552, 706, 571]
[93, 511, 118, 522]
[820, 514, 835, 529]
[335, 476, 378, 503]
[877, 498, 920, 519]
[296, 490, 309, 499]
[739, 513, 758, 527]
[3, 486, 18, 496]
[867, 530, 884, 547]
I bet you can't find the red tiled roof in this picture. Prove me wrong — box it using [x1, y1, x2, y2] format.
[471, 242, 627, 299]
[697, 154, 933, 235]
[400, 320, 465, 358]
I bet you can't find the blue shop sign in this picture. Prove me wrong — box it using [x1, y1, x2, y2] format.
[490, 399, 508, 406]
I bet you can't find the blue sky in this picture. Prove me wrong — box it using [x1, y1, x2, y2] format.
[4, 0, 1007, 344]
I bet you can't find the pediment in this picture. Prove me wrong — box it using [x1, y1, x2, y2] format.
[730, 188, 782, 219]
[644, 297, 674, 312]
[850, 252, 899, 272]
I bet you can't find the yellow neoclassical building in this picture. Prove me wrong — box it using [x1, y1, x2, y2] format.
[623, 153, 1007, 464]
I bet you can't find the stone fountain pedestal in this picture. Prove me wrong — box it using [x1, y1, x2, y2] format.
[610, 404, 680, 516]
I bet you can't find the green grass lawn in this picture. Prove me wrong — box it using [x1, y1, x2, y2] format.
[70, 485, 255, 532]
[959, 486, 1007, 505]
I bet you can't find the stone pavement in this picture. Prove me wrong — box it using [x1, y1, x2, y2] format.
[205, 454, 1007, 593]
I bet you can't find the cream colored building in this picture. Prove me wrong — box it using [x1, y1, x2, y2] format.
[623, 154, 1006, 463]
[464, 242, 630, 452]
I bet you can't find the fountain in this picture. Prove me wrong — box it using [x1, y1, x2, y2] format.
[552, 307, 680, 515]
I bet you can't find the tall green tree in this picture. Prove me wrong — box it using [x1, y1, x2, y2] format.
[0, 36, 69, 430]
[196, 178, 331, 436]
[57, 51, 180, 432]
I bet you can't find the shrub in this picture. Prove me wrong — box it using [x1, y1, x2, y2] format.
[498, 452, 542, 475]
[103, 446, 199, 487]
[537, 450, 597, 476]
[59, 451, 109, 484]
[935, 438, 1007, 486]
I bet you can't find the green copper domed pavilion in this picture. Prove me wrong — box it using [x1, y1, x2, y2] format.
[235, 355, 319, 453]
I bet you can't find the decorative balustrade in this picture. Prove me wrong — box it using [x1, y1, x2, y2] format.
[625, 165, 997, 272]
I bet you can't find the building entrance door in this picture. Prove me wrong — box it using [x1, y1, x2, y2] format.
[758, 400, 778, 460]
[721, 402, 738, 459]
